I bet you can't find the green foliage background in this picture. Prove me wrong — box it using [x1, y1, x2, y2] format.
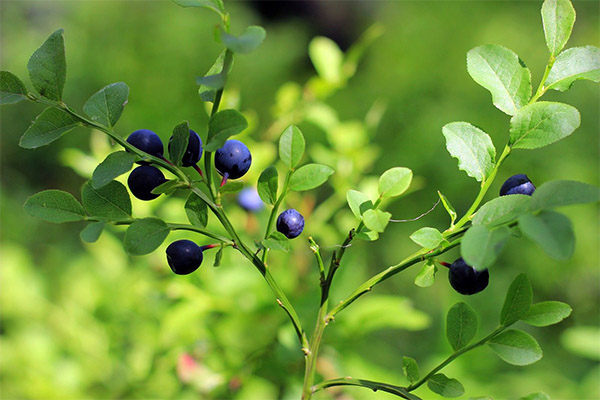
[1, 1, 598, 399]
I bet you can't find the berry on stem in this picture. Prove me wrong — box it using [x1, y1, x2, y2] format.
[166, 240, 204, 275]
[169, 129, 203, 167]
[126, 129, 164, 159]
[499, 174, 536, 196]
[447, 257, 489, 295]
[238, 187, 264, 212]
[127, 165, 168, 200]
[276, 209, 305, 239]
[214, 140, 252, 185]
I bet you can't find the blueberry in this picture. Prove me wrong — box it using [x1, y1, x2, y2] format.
[169, 129, 203, 166]
[238, 187, 264, 212]
[127, 165, 167, 200]
[448, 258, 489, 295]
[276, 209, 305, 239]
[166, 240, 204, 275]
[499, 174, 536, 196]
[126, 129, 164, 159]
[214, 140, 252, 180]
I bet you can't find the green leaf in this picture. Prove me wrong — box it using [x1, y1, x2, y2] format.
[82, 181, 132, 220]
[0, 71, 27, 104]
[472, 194, 531, 226]
[509, 102, 580, 149]
[205, 109, 248, 151]
[427, 373, 465, 398]
[522, 301, 572, 327]
[309, 36, 343, 84]
[518, 210, 574, 260]
[561, 326, 600, 360]
[213, 245, 224, 267]
[520, 392, 551, 400]
[151, 180, 183, 195]
[542, 0, 576, 56]
[414, 260, 437, 288]
[461, 225, 510, 269]
[219, 181, 244, 194]
[19, 107, 80, 149]
[289, 163, 334, 191]
[83, 82, 129, 128]
[169, 121, 190, 166]
[500, 273, 533, 326]
[378, 167, 413, 198]
[263, 232, 291, 252]
[546, 46, 600, 91]
[198, 50, 233, 102]
[173, 0, 225, 16]
[124, 218, 170, 255]
[346, 190, 373, 220]
[355, 229, 379, 242]
[257, 165, 278, 205]
[442, 122, 496, 182]
[362, 209, 391, 233]
[92, 151, 136, 189]
[438, 191, 457, 226]
[27, 29, 66, 101]
[446, 302, 478, 351]
[221, 26, 266, 54]
[184, 193, 208, 228]
[529, 180, 600, 211]
[488, 329, 543, 365]
[467, 45, 532, 115]
[402, 357, 419, 383]
[80, 221, 105, 243]
[410, 227, 443, 249]
[24, 189, 86, 223]
[278, 125, 305, 169]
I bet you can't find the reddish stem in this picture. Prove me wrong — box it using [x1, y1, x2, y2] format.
[161, 156, 175, 167]
[200, 244, 219, 251]
[438, 261, 451, 268]
[220, 173, 229, 187]
[193, 163, 204, 177]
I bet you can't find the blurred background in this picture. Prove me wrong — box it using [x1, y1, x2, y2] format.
[1, 1, 598, 399]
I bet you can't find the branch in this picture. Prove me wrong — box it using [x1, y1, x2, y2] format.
[312, 378, 422, 400]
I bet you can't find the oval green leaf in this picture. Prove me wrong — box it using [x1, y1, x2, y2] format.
[184, 193, 208, 228]
[546, 46, 600, 91]
[205, 109, 248, 151]
[347, 189, 373, 219]
[542, 0, 576, 56]
[24, 189, 86, 223]
[414, 260, 437, 288]
[221, 26, 266, 54]
[27, 29, 66, 101]
[83, 82, 129, 128]
[500, 273, 533, 326]
[19, 107, 80, 149]
[472, 194, 531, 226]
[0, 71, 27, 104]
[446, 302, 478, 351]
[518, 210, 574, 260]
[289, 163, 334, 191]
[509, 101, 580, 150]
[263, 232, 291, 252]
[427, 373, 465, 398]
[124, 218, 170, 255]
[82, 180, 132, 220]
[279, 125, 305, 169]
[168, 121, 190, 166]
[461, 225, 510, 269]
[92, 151, 136, 189]
[410, 227, 443, 249]
[522, 301, 572, 327]
[442, 122, 496, 182]
[257, 165, 279, 205]
[378, 167, 413, 198]
[529, 180, 600, 211]
[488, 329, 543, 366]
[80, 221, 105, 243]
[309, 36, 343, 84]
[402, 356, 419, 383]
[362, 209, 391, 233]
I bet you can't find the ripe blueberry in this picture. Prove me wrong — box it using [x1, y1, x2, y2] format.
[166, 240, 204, 275]
[499, 174, 536, 196]
[127, 165, 167, 200]
[447, 257, 489, 295]
[238, 187, 264, 212]
[276, 209, 305, 239]
[126, 129, 164, 159]
[169, 129, 203, 166]
[214, 140, 252, 180]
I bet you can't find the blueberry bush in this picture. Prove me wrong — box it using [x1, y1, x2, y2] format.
[2, 0, 599, 398]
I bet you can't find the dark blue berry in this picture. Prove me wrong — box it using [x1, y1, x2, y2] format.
[169, 129, 203, 167]
[166, 240, 204, 275]
[500, 174, 536, 196]
[127, 165, 167, 200]
[214, 140, 252, 180]
[238, 187, 264, 212]
[126, 129, 164, 159]
[276, 209, 305, 239]
[448, 258, 489, 295]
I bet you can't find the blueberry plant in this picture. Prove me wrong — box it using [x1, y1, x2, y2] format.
[2, 0, 599, 398]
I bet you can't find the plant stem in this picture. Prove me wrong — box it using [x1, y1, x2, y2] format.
[167, 223, 233, 243]
[302, 291, 329, 400]
[407, 325, 506, 391]
[262, 170, 292, 264]
[312, 378, 422, 400]
[447, 145, 511, 234]
[529, 55, 555, 104]
[326, 237, 462, 320]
